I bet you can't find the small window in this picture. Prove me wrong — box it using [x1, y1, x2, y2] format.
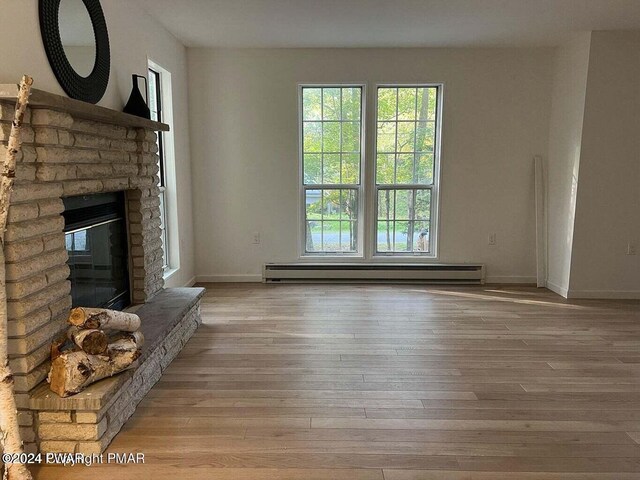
[148, 67, 170, 269]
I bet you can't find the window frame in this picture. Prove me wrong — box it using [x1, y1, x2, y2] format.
[297, 82, 443, 261]
[148, 59, 180, 277]
[148, 69, 166, 189]
[371, 83, 443, 259]
[298, 84, 367, 258]
[148, 66, 170, 270]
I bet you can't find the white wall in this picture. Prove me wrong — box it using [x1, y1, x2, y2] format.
[188, 48, 553, 282]
[545, 33, 591, 296]
[0, 0, 195, 288]
[568, 31, 640, 298]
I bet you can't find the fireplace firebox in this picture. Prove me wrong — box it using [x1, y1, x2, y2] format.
[63, 192, 130, 310]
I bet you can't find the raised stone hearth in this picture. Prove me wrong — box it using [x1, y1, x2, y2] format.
[30, 288, 203, 454]
[0, 86, 202, 453]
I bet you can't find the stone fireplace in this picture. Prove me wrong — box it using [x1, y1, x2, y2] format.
[0, 86, 203, 454]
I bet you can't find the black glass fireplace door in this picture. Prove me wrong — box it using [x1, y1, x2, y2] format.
[63, 192, 130, 310]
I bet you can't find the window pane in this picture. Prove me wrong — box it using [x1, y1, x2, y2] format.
[148, 73, 158, 120]
[416, 154, 434, 184]
[303, 154, 321, 184]
[340, 221, 356, 251]
[415, 220, 430, 252]
[303, 88, 322, 120]
[341, 154, 360, 184]
[322, 154, 340, 184]
[377, 221, 392, 251]
[427, 89, 438, 120]
[415, 189, 432, 221]
[377, 189, 394, 219]
[394, 189, 411, 220]
[377, 122, 396, 152]
[395, 154, 413, 184]
[338, 189, 358, 220]
[303, 122, 322, 152]
[396, 122, 415, 152]
[377, 88, 397, 121]
[159, 190, 169, 268]
[306, 221, 322, 252]
[415, 122, 435, 152]
[341, 122, 360, 153]
[342, 88, 360, 120]
[323, 122, 340, 152]
[323, 190, 340, 216]
[416, 87, 438, 120]
[397, 88, 417, 121]
[395, 221, 410, 251]
[305, 190, 322, 220]
[376, 154, 394, 184]
[322, 88, 341, 121]
[323, 221, 339, 251]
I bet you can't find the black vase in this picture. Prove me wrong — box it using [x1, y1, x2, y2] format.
[123, 74, 151, 119]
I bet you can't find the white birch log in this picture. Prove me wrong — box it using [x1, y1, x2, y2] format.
[68, 307, 141, 332]
[0, 76, 33, 480]
[66, 327, 108, 355]
[48, 340, 140, 397]
[109, 330, 144, 348]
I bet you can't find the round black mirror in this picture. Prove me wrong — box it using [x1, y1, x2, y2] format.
[39, 0, 110, 104]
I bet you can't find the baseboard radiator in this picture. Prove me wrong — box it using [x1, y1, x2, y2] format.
[263, 263, 485, 284]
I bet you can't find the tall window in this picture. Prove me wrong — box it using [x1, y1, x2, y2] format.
[375, 86, 439, 255]
[298, 84, 441, 258]
[301, 86, 363, 254]
[148, 67, 169, 269]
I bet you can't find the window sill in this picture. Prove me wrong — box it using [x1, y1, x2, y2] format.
[300, 255, 364, 260]
[163, 267, 179, 282]
[372, 254, 438, 261]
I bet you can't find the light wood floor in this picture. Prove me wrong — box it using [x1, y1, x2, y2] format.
[35, 283, 640, 479]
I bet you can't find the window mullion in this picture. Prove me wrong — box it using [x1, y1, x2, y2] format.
[393, 88, 399, 184]
[320, 88, 324, 185]
[339, 88, 343, 184]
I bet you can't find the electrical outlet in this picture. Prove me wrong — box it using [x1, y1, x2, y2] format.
[488, 233, 496, 246]
[252, 232, 260, 245]
[627, 242, 637, 255]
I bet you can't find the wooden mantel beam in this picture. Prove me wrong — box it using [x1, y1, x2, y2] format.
[0, 84, 169, 132]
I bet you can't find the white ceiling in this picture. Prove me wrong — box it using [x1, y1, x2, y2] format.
[135, 0, 640, 48]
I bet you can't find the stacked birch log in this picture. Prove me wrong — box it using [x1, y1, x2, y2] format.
[47, 307, 144, 397]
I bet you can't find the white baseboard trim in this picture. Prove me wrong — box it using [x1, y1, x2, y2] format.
[196, 274, 263, 283]
[184, 276, 197, 287]
[485, 276, 537, 284]
[546, 280, 569, 298]
[567, 289, 640, 300]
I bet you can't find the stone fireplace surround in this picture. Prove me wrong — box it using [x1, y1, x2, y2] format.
[0, 86, 203, 454]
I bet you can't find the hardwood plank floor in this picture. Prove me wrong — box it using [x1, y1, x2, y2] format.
[34, 283, 640, 479]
